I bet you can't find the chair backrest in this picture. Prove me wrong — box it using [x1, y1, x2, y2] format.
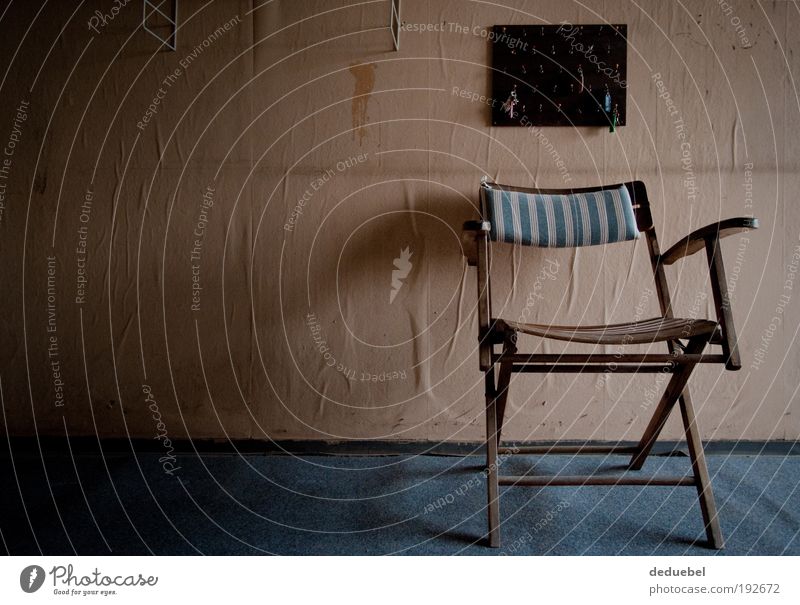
[472, 180, 668, 369]
[480, 180, 651, 247]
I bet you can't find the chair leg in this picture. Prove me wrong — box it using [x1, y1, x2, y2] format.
[484, 368, 501, 548]
[679, 391, 725, 549]
[629, 337, 707, 471]
[494, 359, 513, 447]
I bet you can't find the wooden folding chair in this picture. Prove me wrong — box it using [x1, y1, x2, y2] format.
[461, 179, 757, 549]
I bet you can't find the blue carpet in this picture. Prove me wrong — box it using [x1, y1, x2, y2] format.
[0, 452, 797, 555]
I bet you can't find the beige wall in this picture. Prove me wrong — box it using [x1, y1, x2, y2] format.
[0, 0, 796, 443]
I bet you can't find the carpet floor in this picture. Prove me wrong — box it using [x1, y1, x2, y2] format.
[1, 451, 797, 555]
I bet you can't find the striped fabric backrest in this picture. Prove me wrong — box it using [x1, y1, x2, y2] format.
[481, 182, 640, 247]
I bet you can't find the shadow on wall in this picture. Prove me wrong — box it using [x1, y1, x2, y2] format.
[254, 187, 481, 411]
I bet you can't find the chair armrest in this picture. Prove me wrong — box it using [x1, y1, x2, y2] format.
[660, 217, 758, 266]
[461, 221, 491, 266]
[661, 217, 758, 370]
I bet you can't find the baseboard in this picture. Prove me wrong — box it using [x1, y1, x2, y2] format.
[1, 437, 798, 457]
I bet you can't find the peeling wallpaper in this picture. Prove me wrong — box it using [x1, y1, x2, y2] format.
[0, 0, 796, 443]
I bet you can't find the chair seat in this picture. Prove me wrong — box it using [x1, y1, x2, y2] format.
[496, 316, 719, 345]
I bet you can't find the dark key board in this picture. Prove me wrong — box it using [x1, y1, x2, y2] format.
[490, 24, 628, 127]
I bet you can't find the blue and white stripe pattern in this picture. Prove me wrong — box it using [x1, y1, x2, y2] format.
[482, 183, 640, 247]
